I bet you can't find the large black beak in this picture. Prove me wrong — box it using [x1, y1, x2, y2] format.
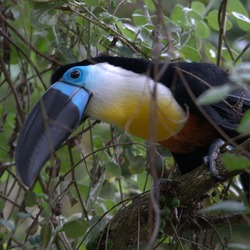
[15, 82, 91, 187]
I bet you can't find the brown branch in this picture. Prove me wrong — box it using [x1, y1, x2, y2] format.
[217, 0, 228, 66]
[61, 3, 148, 58]
[90, 139, 250, 250]
[0, 11, 61, 66]
[0, 58, 25, 124]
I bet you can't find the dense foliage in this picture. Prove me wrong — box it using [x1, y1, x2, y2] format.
[0, 0, 250, 249]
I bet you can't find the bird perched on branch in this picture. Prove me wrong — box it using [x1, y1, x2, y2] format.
[15, 56, 250, 199]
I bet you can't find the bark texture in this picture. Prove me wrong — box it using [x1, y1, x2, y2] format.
[94, 139, 250, 249]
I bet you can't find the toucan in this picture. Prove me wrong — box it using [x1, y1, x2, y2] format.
[15, 56, 250, 198]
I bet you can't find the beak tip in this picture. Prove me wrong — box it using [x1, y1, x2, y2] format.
[16, 163, 35, 188]
[22, 175, 35, 188]
[20, 178, 34, 188]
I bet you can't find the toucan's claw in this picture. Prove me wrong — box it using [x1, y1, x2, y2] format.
[203, 138, 233, 181]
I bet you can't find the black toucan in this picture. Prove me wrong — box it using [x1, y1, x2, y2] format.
[15, 56, 250, 194]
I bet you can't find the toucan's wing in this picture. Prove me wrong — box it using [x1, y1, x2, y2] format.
[162, 62, 250, 135]
[203, 87, 250, 133]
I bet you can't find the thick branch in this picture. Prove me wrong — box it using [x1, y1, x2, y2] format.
[95, 139, 250, 249]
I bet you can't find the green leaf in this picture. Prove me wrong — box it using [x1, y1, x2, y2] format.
[17, 212, 32, 219]
[196, 20, 210, 39]
[204, 42, 217, 63]
[30, 3, 58, 28]
[0, 220, 14, 231]
[143, 0, 155, 12]
[0, 198, 4, 211]
[88, 216, 106, 238]
[206, 10, 219, 31]
[170, 5, 186, 28]
[221, 47, 238, 62]
[187, 10, 202, 22]
[116, 21, 136, 41]
[84, 0, 100, 6]
[61, 217, 88, 239]
[0, 171, 9, 182]
[125, 147, 146, 174]
[99, 182, 116, 200]
[196, 84, 233, 105]
[178, 45, 201, 62]
[31, 0, 48, 2]
[90, 28, 102, 44]
[132, 9, 149, 26]
[191, 1, 206, 15]
[24, 191, 37, 207]
[227, 0, 250, 31]
[232, 12, 250, 24]
[35, 193, 49, 200]
[140, 43, 153, 55]
[200, 201, 248, 213]
[227, 0, 247, 13]
[128, 156, 146, 174]
[40, 222, 52, 247]
[86, 238, 98, 250]
[105, 162, 122, 178]
[231, 12, 250, 31]
[237, 109, 250, 134]
[230, 63, 250, 89]
[206, 10, 232, 31]
[137, 172, 152, 191]
[222, 152, 250, 170]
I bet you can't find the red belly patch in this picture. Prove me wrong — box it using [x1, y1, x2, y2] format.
[159, 114, 216, 154]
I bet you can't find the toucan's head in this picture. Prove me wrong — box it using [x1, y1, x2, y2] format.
[15, 57, 186, 187]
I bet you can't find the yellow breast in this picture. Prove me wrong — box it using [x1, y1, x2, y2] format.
[85, 63, 187, 141]
[100, 83, 187, 141]
[121, 93, 186, 141]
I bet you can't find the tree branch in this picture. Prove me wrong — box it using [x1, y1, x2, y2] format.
[91, 139, 250, 249]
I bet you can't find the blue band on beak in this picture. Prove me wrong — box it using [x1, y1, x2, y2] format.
[51, 82, 92, 119]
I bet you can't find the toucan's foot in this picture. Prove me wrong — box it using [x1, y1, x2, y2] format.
[203, 138, 233, 181]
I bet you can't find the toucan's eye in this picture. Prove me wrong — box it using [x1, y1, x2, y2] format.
[70, 70, 80, 79]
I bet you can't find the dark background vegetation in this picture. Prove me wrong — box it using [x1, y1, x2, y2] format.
[0, 0, 250, 249]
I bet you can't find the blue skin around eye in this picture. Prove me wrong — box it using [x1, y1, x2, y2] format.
[62, 66, 89, 86]
[51, 82, 90, 118]
[50, 66, 92, 117]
